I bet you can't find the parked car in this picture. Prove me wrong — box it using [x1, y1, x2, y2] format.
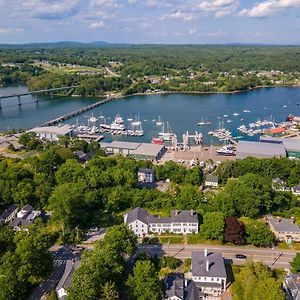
[235, 254, 247, 259]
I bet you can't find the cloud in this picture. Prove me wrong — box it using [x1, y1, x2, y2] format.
[0, 28, 24, 34]
[189, 28, 198, 34]
[168, 10, 195, 21]
[91, 0, 121, 8]
[238, 0, 300, 17]
[20, 0, 80, 19]
[198, 0, 239, 17]
[90, 21, 106, 29]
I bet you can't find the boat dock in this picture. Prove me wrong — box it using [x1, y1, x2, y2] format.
[40, 97, 115, 127]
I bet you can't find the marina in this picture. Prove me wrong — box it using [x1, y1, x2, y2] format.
[0, 85, 300, 147]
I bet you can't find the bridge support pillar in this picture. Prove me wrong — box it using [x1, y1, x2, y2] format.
[0, 99, 2, 110]
[17, 96, 21, 106]
[35, 94, 38, 103]
[50, 92, 54, 99]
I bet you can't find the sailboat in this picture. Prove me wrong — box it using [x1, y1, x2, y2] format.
[156, 116, 163, 126]
[198, 117, 205, 126]
[132, 113, 141, 126]
[159, 122, 174, 141]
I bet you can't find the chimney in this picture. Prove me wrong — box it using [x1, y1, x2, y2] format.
[291, 216, 295, 224]
[206, 259, 210, 272]
[175, 210, 179, 216]
[190, 209, 194, 216]
[297, 276, 300, 283]
[204, 249, 208, 257]
[277, 217, 281, 223]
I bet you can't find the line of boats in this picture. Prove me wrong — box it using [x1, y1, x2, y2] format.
[237, 119, 276, 136]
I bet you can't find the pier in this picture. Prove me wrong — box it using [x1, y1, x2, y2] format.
[0, 86, 78, 109]
[40, 97, 114, 127]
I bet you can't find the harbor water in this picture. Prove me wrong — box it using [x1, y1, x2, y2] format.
[0, 85, 300, 145]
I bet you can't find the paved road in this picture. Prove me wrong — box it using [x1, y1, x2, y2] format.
[28, 245, 75, 300]
[137, 244, 296, 269]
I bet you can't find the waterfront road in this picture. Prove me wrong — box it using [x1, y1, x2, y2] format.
[28, 245, 75, 300]
[137, 244, 297, 269]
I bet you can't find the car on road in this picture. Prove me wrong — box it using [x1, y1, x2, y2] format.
[235, 254, 247, 259]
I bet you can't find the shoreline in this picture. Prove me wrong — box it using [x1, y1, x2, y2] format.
[70, 84, 300, 99]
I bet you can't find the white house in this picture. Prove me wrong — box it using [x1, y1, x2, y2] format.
[0, 204, 18, 224]
[138, 168, 155, 184]
[205, 175, 218, 188]
[272, 178, 290, 192]
[124, 208, 199, 237]
[56, 259, 80, 300]
[17, 204, 33, 219]
[191, 249, 227, 299]
[292, 185, 300, 197]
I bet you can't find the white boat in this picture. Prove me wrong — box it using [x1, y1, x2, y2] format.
[227, 120, 232, 123]
[159, 122, 174, 140]
[132, 113, 141, 126]
[233, 112, 239, 116]
[156, 116, 163, 126]
[243, 110, 250, 113]
[223, 114, 228, 118]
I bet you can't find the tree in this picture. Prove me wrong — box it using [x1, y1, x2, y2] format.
[291, 253, 300, 272]
[224, 216, 246, 245]
[160, 256, 181, 270]
[245, 220, 275, 247]
[200, 212, 225, 241]
[127, 260, 162, 300]
[100, 281, 119, 300]
[231, 261, 285, 300]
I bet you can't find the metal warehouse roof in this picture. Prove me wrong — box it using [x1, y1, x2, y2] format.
[105, 140, 141, 150]
[260, 136, 300, 152]
[29, 126, 72, 136]
[237, 141, 286, 158]
[130, 143, 165, 157]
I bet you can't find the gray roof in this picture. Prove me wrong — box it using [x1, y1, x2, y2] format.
[294, 185, 300, 192]
[205, 174, 218, 183]
[105, 140, 141, 150]
[11, 217, 32, 228]
[185, 281, 201, 300]
[29, 126, 72, 136]
[0, 204, 18, 220]
[165, 275, 184, 299]
[56, 260, 80, 292]
[130, 143, 165, 157]
[125, 208, 198, 225]
[21, 204, 33, 213]
[236, 141, 286, 159]
[268, 216, 300, 233]
[191, 251, 227, 278]
[125, 207, 149, 224]
[260, 136, 300, 152]
[138, 168, 155, 174]
[285, 274, 300, 300]
[272, 178, 286, 185]
[170, 210, 198, 223]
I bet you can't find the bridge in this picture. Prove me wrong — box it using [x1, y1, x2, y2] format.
[0, 85, 78, 109]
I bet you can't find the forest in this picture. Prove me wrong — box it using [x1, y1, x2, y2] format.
[0, 45, 299, 96]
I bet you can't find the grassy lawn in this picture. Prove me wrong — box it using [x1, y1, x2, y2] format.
[159, 236, 184, 244]
[187, 234, 222, 245]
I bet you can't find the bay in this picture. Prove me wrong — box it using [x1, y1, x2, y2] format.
[0, 85, 300, 145]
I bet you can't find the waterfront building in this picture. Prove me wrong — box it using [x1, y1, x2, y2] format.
[101, 141, 166, 161]
[138, 168, 155, 184]
[260, 136, 300, 158]
[191, 250, 227, 299]
[236, 140, 286, 159]
[29, 126, 73, 142]
[124, 207, 199, 237]
[267, 216, 300, 244]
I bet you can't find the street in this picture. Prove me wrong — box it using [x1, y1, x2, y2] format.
[137, 243, 296, 269]
[27, 245, 76, 300]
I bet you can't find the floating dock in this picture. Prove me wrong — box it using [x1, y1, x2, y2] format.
[40, 97, 114, 127]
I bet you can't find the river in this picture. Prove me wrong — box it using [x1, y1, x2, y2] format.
[0, 85, 300, 145]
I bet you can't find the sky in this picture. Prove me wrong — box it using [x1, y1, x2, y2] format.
[0, 0, 299, 44]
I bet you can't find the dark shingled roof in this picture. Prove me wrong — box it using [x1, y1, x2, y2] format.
[205, 174, 218, 183]
[165, 275, 184, 299]
[285, 274, 300, 300]
[0, 204, 18, 220]
[124, 207, 149, 224]
[21, 204, 33, 213]
[191, 251, 226, 278]
[185, 281, 201, 300]
[138, 168, 155, 174]
[125, 208, 199, 225]
[56, 260, 80, 293]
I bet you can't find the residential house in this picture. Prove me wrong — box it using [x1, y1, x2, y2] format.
[191, 250, 227, 299]
[204, 175, 218, 188]
[74, 150, 93, 163]
[56, 259, 80, 300]
[165, 276, 200, 300]
[0, 204, 18, 224]
[284, 273, 300, 300]
[124, 207, 199, 237]
[272, 178, 290, 192]
[292, 185, 300, 197]
[267, 216, 300, 244]
[17, 204, 34, 219]
[138, 168, 155, 184]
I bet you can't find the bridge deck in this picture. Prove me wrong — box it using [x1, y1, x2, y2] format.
[0, 86, 78, 100]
